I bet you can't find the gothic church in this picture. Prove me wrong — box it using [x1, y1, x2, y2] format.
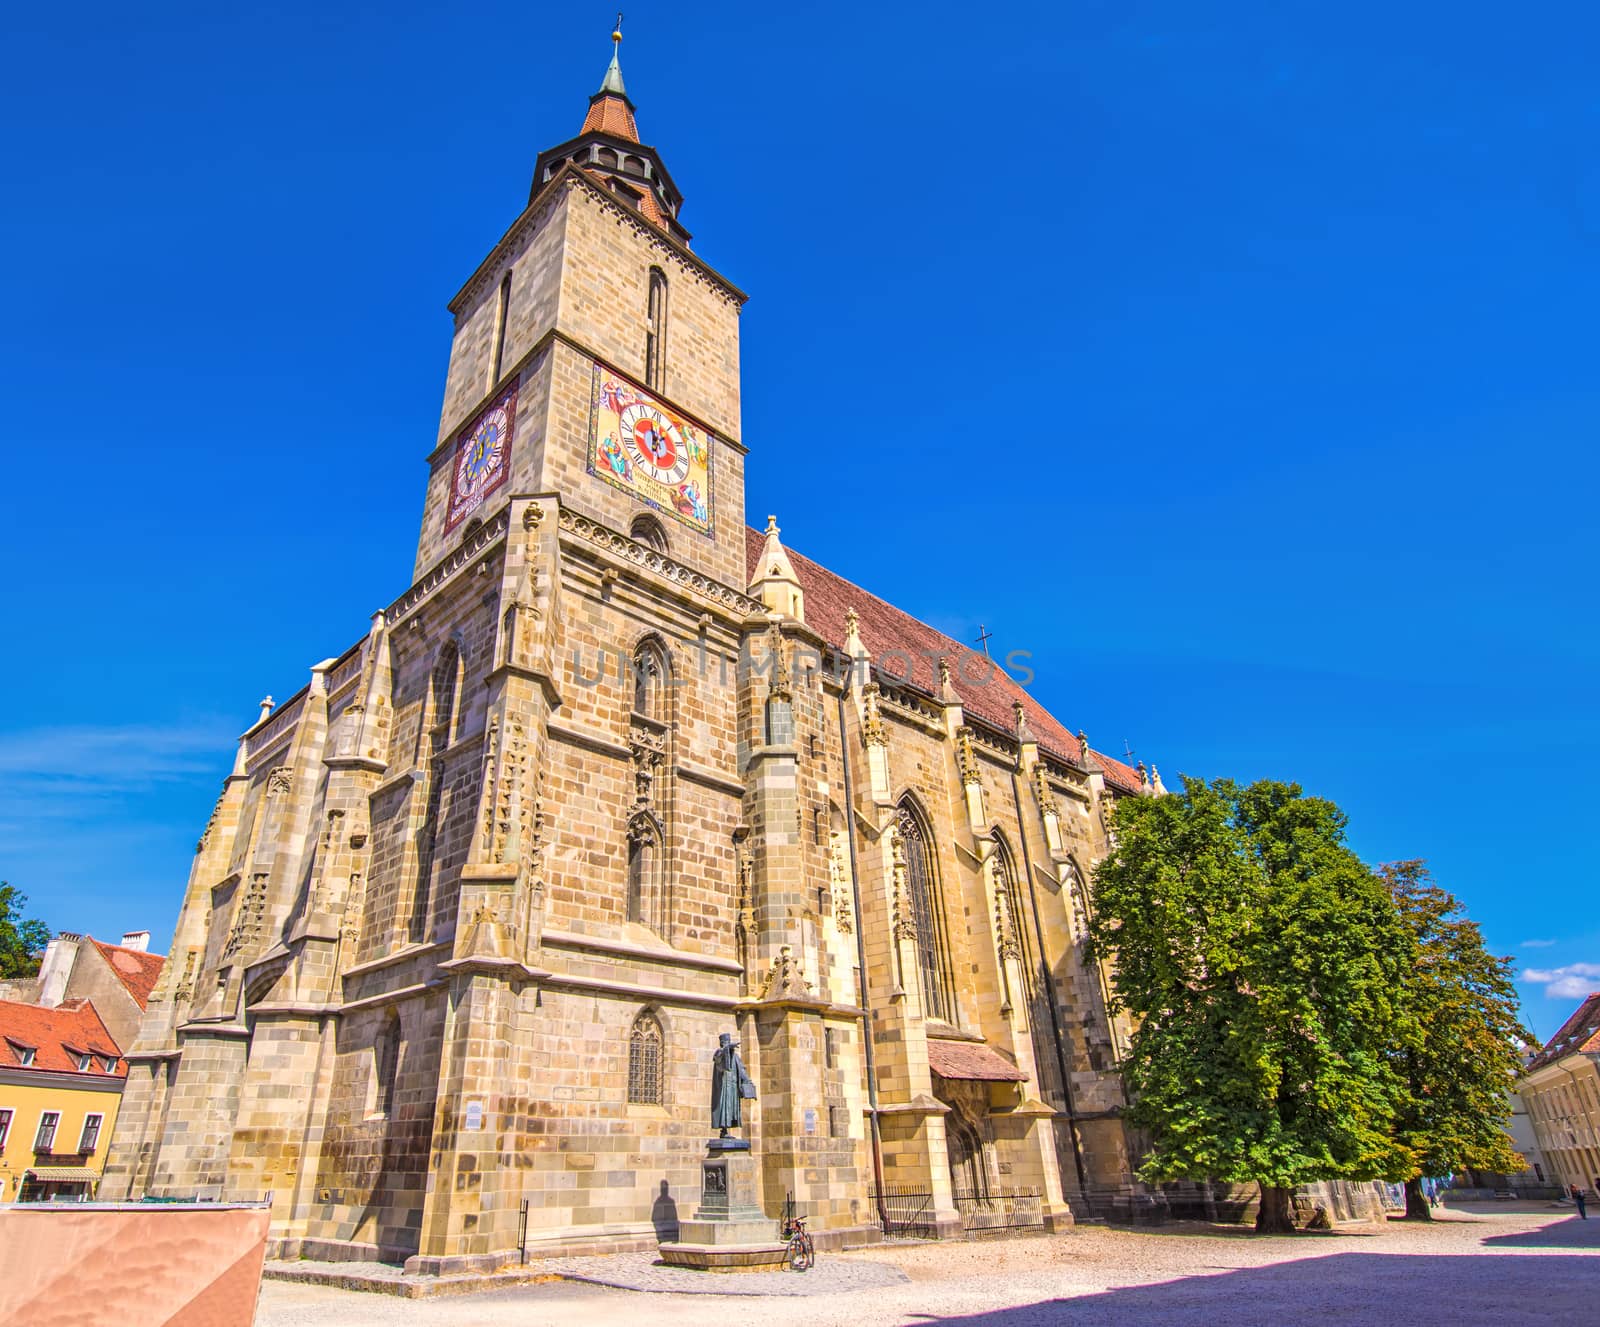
[102, 31, 1160, 1270]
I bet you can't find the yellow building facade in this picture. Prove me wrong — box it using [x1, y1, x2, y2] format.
[0, 999, 126, 1202]
[1519, 992, 1600, 1198]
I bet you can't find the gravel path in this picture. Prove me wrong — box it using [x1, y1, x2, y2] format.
[255, 1202, 1600, 1326]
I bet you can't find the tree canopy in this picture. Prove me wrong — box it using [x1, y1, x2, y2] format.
[1382, 859, 1530, 1218]
[0, 882, 50, 979]
[1087, 777, 1416, 1231]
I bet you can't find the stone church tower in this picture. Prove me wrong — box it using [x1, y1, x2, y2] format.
[102, 30, 1157, 1268]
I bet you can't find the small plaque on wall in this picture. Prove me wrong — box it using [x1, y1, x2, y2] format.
[803, 1108, 818, 1135]
[703, 1162, 727, 1194]
[464, 1100, 484, 1131]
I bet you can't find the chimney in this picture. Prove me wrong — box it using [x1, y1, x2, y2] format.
[36, 933, 83, 1006]
[119, 931, 151, 953]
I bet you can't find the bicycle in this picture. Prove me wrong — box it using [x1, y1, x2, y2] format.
[782, 1211, 815, 1272]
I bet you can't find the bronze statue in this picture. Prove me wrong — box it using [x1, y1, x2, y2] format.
[710, 1032, 757, 1136]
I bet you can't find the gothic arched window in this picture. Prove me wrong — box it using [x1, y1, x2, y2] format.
[948, 1118, 989, 1199]
[489, 270, 511, 387]
[631, 638, 668, 720]
[628, 1010, 665, 1104]
[644, 266, 668, 391]
[990, 834, 1036, 1001]
[898, 801, 956, 1025]
[630, 513, 670, 555]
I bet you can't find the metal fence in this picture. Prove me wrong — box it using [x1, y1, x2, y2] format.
[869, 1185, 938, 1240]
[952, 1187, 1044, 1235]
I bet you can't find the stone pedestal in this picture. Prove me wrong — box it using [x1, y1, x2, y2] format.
[656, 1140, 788, 1272]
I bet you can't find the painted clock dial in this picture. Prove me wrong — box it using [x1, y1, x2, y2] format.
[619, 403, 691, 485]
[444, 382, 518, 533]
[588, 365, 714, 534]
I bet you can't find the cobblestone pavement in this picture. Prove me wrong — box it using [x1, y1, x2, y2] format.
[256, 1203, 1600, 1326]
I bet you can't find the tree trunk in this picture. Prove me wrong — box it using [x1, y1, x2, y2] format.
[1254, 1183, 1297, 1234]
[1402, 1177, 1433, 1221]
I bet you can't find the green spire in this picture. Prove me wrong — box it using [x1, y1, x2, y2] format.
[598, 16, 627, 97]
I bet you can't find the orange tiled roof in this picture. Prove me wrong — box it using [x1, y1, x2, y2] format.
[90, 939, 165, 1010]
[582, 93, 638, 142]
[744, 528, 1145, 795]
[0, 998, 126, 1076]
[927, 1038, 1027, 1082]
[1527, 992, 1600, 1072]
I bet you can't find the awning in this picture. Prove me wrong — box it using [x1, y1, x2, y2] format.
[23, 1168, 99, 1184]
[927, 1040, 1027, 1083]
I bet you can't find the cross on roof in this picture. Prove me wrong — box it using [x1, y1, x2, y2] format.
[974, 625, 994, 657]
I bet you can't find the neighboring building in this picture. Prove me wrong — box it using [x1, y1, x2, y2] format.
[0, 999, 127, 1201]
[1519, 992, 1600, 1197]
[0, 932, 166, 1050]
[100, 30, 1160, 1270]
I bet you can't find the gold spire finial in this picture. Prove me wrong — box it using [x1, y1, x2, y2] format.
[613, 13, 624, 43]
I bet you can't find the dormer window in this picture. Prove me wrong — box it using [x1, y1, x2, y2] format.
[11, 1043, 35, 1067]
[75, 1052, 92, 1072]
[102, 1055, 118, 1074]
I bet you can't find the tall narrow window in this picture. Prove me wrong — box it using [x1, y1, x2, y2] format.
[628, 1010, 665, 1104]
[489, 271, 511, 387]
[0, 1109, 12, 1149]
[898, 802, 955, 1024]
[631, 639, 668, 719]
[34, 1111, 59, 1152]
[644, 267, 668, 391]
[77, 1113, 103, 1153]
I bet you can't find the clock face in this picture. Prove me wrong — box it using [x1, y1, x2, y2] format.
[588, 366, 713, 534]
[619, 403, 690, 485]
[445, 383, 518, 533]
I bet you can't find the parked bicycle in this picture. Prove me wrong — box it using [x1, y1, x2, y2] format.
[782, 1211, 815, 1271]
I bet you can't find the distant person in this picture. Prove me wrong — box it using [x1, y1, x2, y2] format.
[1573, 1185, 1589, 1219]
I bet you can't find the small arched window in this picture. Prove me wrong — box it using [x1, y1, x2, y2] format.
[630, 512, 670, 555]
[644, 267, 668, 391]
[628, 1010, 664, 1104]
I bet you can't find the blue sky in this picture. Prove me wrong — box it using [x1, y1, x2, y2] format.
[1, 3, 1595, 1040]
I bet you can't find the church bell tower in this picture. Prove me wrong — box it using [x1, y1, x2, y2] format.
[412, 23, 748, 589]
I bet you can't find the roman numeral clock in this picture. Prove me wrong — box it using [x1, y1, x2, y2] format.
[588, 366, 713, 533]
[444, 382, 518, 533]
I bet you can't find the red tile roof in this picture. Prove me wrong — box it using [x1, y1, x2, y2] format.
[927, 1038, 1027, 1082]
[581, 93, 638, 142]
[0, 998, 126, 1076]
[1527, 992, 1600, 1072]
[89, 938, 165, 1010]
[744, 527, 1145, 795]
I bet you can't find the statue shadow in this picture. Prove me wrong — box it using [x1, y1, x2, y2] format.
[651, 1179, 680, 1243]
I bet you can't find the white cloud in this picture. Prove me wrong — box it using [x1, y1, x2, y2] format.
[1520, 939, 1557, 949]
[1522, 963, 1600, 1001]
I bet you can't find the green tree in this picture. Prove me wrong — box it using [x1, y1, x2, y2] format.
[1088, 777, 1415, 1232]
[1381, 860, 1531, 1220]
[0, 882, 50, 979]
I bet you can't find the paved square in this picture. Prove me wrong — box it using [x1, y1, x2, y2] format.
[255, 1202, 1599, 1326]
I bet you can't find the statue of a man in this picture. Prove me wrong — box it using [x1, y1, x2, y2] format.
[710, 1032, 757, 1136]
